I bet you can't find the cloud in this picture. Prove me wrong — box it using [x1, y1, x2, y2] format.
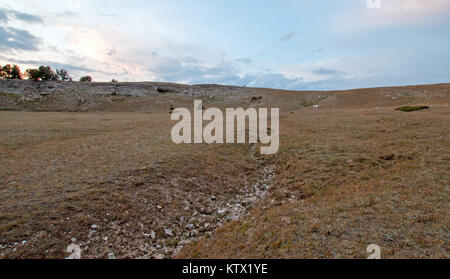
[55, 10, 77, 18]
[98, 12, 118, 18]
[235, 57, 252, 64]
[0, 9, 7, 23]
[0, 53, 131, 81]
[239, 73, 304, 89]
[336, 0, 450, 32]
[374, 0, 450, 21]
[12, 11, 43, 24]
[143, 54, 306, 89]
[181, 56, 199, 63]
[130, 52, 300, 88]
[312, 68, 344, 76]
[150, 57, 236, 84]
[312, 48, 324, 54]
[0, 8, 44, 24]
[106, 47, 117, 56]
[279, 31, 296, 42]
[0, 26, 40, 52]
[0, 56, 93, 72]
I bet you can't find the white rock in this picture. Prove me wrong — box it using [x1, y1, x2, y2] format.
[164, 228, 173, 236]
[217, 208, 227, 215]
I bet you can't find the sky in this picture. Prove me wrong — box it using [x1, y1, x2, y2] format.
[0, 0, 449, 90]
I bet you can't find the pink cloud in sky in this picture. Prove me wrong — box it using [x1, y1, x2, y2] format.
[366, 0, 450, 24]
[335, 0, 450, 33]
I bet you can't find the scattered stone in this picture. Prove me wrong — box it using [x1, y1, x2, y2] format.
[380, 154, 395, 161]
[230, 214, 240, 221]
[217, 208, 227, 215]
[200, 208, 213, 215]
[186, 224, 194, 229]
[164, 228, 173, 237]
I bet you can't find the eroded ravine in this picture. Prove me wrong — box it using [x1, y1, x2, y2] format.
[169, 144, 274, 258]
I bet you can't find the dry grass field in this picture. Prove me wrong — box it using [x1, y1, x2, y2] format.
[0, 82, 448, 258]
[179, 106, 449, 258]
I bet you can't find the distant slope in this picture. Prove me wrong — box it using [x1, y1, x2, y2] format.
[320, 83, 450, 108]
[0, 79, 448, 112]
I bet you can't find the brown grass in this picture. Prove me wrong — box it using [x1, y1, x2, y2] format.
[177, 107, 450, 258]
[0, 111, 258, 258]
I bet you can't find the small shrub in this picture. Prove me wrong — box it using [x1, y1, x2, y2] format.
[38, 66, 57, 81]
[56, 69, 71, 81]
[26, 68, 42, 81]
[1, 64, 23, 79]
[395, 106, 429, 112]
[80, 75, 92, 82]
[26, 66, 57, 81]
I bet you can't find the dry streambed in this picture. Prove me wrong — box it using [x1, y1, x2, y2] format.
[74, 146, 275, 259]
